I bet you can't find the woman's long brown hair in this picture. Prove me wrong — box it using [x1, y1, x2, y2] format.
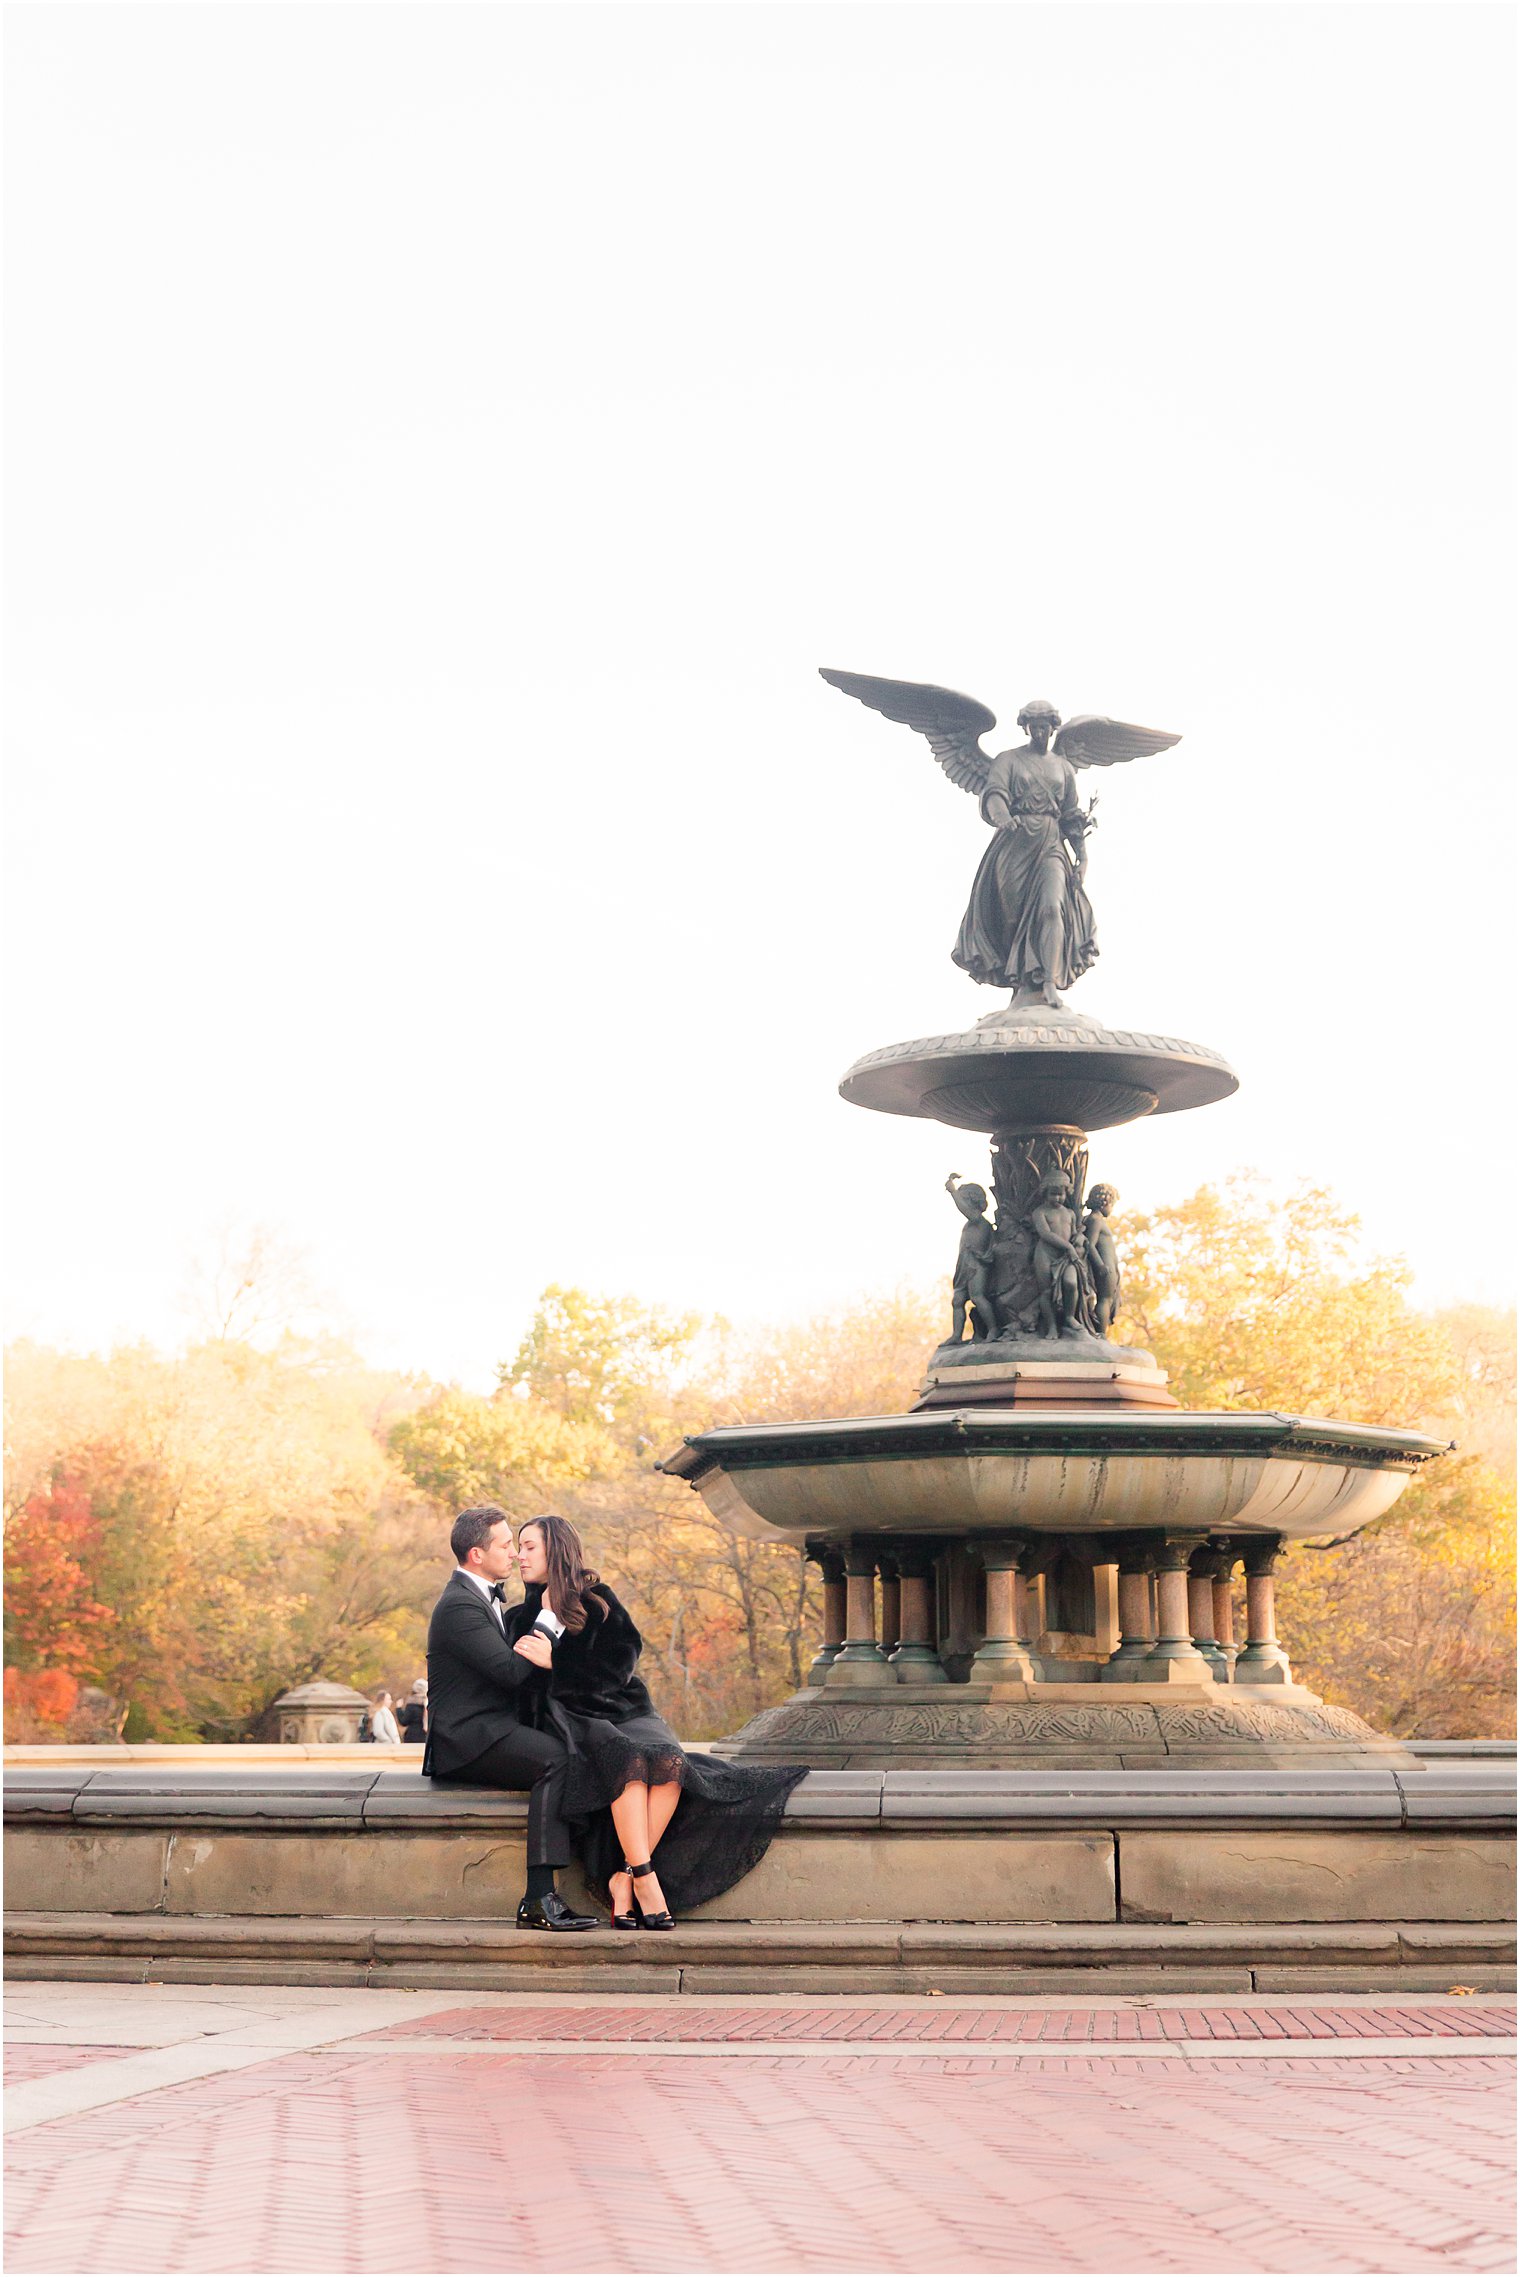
[522, 1513, 604, 1634]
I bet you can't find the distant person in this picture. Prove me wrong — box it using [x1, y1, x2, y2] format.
[423, 1504, 596, 1932]
[397, 1678, 428, 1746]
[368, 1690, 401, 1746]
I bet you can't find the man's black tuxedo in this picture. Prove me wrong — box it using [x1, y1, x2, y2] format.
[422, 1569, 541, 1778]
[422, 1568, 568, 1868]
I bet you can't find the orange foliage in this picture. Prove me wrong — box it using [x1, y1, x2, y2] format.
[4, 1471, 114, 1674]
[4, 1664, 80, 1732]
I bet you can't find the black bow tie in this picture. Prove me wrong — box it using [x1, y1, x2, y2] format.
[488, 1581, 507, 1602]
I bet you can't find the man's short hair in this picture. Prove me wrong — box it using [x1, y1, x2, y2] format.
[451, 1504, 511, 1564]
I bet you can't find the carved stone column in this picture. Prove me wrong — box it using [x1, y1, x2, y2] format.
[1101, 1538, 1155, 1681]
[935, 1542, 981, 1684]
[1188, 1548, 1230, 1681]
[970, 1538, 1041, 1682]
[1209, 1542, 1239, 1681]
[824, 1538, 891, 1686]
[1144, 1537, 1212, 1674]
[988, 1126, 1091, 1332]
[1235, 1538, 1293, 1684]
[805, 1539, 847, 1687]
[877, 1549, 902, 1661]
[888, 1544, 949, 1683]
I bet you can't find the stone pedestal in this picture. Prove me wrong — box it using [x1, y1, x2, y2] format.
[1145, 1539, 1213, 1676]
[806, 1542, 847, 1686]
[1188, 1551, 1231, 1681]
[970, 1540, 1041, 1683]
[1102, 1544, 1156, 1681]
[1236, 1540, 1294, 1685]
[888, 1547, 949, 1683]
[825, 1542, 891, 1686]
[1211, 1551, 1239, 1680]
[273, 1682, 372, 1745]
[723, 1677, 1422, 1769]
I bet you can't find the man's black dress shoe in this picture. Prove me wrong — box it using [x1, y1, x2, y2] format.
[516, 1891, 598, 1932]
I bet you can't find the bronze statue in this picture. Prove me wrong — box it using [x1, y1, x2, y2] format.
[820, 670, 1180, 1008]
[944, 1174, 1000, 1344]
[1083, 1183, 1122, 1338]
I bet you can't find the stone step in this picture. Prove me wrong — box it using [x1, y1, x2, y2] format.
[7, 1912, 1513, 1995]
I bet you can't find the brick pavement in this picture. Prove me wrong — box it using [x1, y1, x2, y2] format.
[352, 2001, 1518, 2044]
[5, 1990, 1514, 2274]
[4, 2044, 128, 2085]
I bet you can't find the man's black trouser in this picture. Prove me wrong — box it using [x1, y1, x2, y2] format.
[441, 1728, 570, 1869]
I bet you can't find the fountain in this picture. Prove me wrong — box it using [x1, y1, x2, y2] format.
[662, 669, 1447, 1768]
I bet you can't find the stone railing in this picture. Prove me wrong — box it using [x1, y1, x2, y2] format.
[5, 1760, 1513, 1994]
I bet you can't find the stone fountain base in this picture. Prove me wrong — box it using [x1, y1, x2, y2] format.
[720, 1679, 1418, 1770]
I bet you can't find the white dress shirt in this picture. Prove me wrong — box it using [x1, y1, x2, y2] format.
[458, 1565, 507, 1633]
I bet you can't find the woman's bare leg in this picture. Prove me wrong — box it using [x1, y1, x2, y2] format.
[610, 1783, 651, 1874]
[630, 1778, 681, 1915]
[609, 1777, 678, 1917]
[646, 1779, 681, 1854]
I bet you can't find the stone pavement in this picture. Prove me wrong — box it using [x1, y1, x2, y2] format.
[5, 1984, 1514, 2274]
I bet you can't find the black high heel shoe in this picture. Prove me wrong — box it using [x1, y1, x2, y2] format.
[610, 1868, 639, 1932]
[628, 1860, 675, 1930]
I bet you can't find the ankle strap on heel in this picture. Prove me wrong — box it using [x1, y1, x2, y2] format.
[628, 1861, 656, 1877]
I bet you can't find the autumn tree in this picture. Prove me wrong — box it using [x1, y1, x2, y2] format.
[6, 1192, 1512, 1745]
[3, 1470, 114, 1675]
[1114, 1179, 1514, 1738]
[5, 1337, 448, 1738]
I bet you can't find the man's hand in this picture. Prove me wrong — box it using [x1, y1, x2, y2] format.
[513, 1635, 553, 1669]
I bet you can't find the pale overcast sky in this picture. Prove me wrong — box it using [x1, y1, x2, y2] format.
[7, 3, 1516, 1387]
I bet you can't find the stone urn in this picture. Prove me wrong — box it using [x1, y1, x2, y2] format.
[272, 1680, 373, 1745]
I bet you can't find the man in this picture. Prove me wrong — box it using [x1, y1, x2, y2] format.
[423, 1504, 596, 1931]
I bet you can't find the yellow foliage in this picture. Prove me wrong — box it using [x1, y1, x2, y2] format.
[5, 1192, 1514, 1742]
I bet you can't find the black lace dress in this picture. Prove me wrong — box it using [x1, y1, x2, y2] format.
[505, 1582, 807, 1910]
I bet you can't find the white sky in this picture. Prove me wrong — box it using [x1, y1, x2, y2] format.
[7, 2, 1516, 1390]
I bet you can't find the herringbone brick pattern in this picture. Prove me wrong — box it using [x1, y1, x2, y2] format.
[5, 2026, 1514, 2274]
[4, 2044, 129, 2084]
[357, 2001, 1517, 2044]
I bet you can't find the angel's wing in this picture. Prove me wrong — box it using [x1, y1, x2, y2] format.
[1053, 715, 1181, 769]
[820, 668, 997, 796]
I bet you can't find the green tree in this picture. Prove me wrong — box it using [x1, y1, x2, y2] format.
[388, 1385, 615, 1512]
[503, 1285, 700, 1439]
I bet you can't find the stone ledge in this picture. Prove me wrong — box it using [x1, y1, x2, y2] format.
[5, 1763, 1511, 1832]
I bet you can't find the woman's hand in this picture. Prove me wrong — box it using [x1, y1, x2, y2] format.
[513, 1635, 553, 1669]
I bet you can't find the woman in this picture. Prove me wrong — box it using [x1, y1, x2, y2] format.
[397, 1679, 428, 1746]
[367, 1689, 401, 1746]
[508, 1515, 806, 1928]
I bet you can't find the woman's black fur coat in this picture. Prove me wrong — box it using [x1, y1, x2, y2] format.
[504, 1581, 655, 1725]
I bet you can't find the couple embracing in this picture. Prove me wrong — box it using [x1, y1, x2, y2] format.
[423, 1505, 807, 1930]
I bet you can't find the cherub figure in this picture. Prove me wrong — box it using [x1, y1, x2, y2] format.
[1028, 1171, 1085, 1339]
[945, 1174, 1001, 1344]
[1083, 1182, 1122, 1338]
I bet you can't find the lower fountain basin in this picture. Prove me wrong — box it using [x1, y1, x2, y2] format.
[660, 1409, 1448, 1544]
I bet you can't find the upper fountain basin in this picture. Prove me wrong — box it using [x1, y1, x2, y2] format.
[659, 1409, 1449, 1544]
[840, 1004, 1238, 1133]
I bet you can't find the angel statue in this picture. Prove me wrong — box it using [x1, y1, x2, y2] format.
[821, 670, 1180, 1009]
